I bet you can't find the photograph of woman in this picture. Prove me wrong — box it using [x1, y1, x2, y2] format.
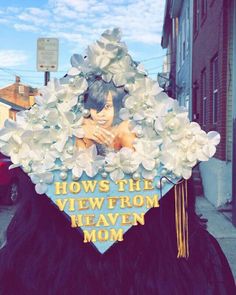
[75, 79, 136, 155]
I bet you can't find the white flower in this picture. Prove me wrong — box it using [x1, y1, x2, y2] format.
[100, 28, 122, 44]
[126, 77, 162, 99]
[0, 119, 24, 145]
[119, 107, 132, 121]
[21, 129, 55, 146]
[30, 172, 54, 194]
[160, 142, 193, 179]
[184, 123, 220, 162]
[105, 148, 140, 181]
[124, 77, 162, 121]
[154, 111, 189, 142]
[1, 139, 31, 167]
[53, 112, 84, 152]
[133, 139, 160, 171]
[141, 168, 158, 180]
[16, 106, 45, 130]
[57, 77, 88, 112]
[143, 92, 177, 122]
[62, 145, 103, 178]
[87, 41, 118, 70]
[108, 55, 136, 87]
[36, 79, 65, 107]
[30, 145, 61, 173]
[68, 54, 91, 76]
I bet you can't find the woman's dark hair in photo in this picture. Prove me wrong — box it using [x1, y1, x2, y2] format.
[84, 79, 125, 125]
[0, 171, 235, 294]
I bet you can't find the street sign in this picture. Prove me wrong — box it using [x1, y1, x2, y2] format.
[37, 38, 59, 72]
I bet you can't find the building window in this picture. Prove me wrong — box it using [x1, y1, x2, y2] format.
[194, 0, 200, 34]
[186, 6, 189, 53]
[212, 55, 218, 124]
[193, 81, 199, 121]
[18, 85, 24, 94]
[201, 69, 207, 125]
[9, 109, 16, 120]
[201, 0, 207, 20]
[181, 17, 186, 63]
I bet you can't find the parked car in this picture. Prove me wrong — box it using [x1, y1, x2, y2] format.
[0, 153, 22, 205]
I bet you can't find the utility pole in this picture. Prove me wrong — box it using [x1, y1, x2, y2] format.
[44, 71, 50, 86]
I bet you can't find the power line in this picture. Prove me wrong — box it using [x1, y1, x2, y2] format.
[140, 52, 171, 63]
[0, 66, 68, 73]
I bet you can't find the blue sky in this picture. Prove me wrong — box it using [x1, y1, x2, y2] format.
[0, 0, 166, 88]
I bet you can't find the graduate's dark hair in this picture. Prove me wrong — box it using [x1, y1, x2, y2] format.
[0, 171, 235, 294]
[84, 79, 125, 125]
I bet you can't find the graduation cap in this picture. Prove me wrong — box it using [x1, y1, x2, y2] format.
[0, 28, 220, 258]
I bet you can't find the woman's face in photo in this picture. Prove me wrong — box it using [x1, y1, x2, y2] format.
[90, 91, 115, 129]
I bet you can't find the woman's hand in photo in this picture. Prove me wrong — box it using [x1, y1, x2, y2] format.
[82, 119, 115, 146]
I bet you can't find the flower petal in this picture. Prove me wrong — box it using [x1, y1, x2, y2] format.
[35, 183, 48, 194]
[110, 169, 124, 182]
[207, 131, 221, 146]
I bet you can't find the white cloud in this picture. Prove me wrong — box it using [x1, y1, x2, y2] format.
[3, 0, 164, 46]
[14, 23, 40, 33]
[0, 50, 29, 67]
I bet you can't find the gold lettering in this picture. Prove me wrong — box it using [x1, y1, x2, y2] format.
[146, 194, 159, 208]
[83, 230, 96, 242]
[55, 182, 67, 195]
[110, 228, 124, 241]
[120, 196, 132, 208]
[121, 213, 132, 225]
[84, 214, 96, 226]
[81, 180, 97, 193]
[116, 179, 128, 191]
[133, 213, 145, 225]
[77, 198, 89, 210]
[99, 180, 110, 192]
[107, 213, 119, 225]
[143, 179, 154, 190]
[69, 182, 81, 194]
[89, 197, 104, 210]
[97, 229, 109, 241]
[71, 214, 83, 227]
[133, 195, 144, 207]
[55, 198, 68, 211]
[107, 197, 118, 209]
[96, 214, 110, 226]
[128, 179, 141, 192]
[69, 198, 75, 211]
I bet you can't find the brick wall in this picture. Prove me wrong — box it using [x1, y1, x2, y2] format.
[0, 78, 37, 109]
[192, 0, 229, 161]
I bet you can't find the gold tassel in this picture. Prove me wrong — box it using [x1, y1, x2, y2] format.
[174, 180, 189, 259]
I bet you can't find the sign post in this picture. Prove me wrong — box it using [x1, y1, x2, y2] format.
[37, 38, 59, 85]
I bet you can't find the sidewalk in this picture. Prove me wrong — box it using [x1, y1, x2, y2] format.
[0, 205, 16, 247]
[196, 196, 236, 282]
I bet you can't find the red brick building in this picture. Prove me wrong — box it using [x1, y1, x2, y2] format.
[192, 0, 232, 207]
[0, 76, 36, 109]
[192, 0, 228, 160]
[0, 76, 37, 127]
